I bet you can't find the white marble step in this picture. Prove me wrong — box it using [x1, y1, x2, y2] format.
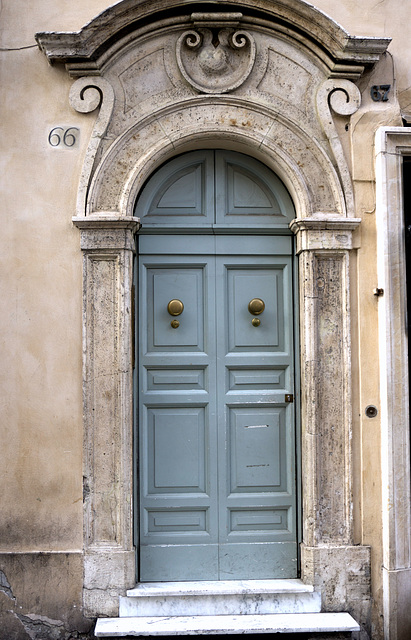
[95, 612, 360, 636]
[120, 579, 321, 617]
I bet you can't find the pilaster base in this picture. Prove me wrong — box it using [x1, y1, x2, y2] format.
[302, 544, 371, 640]
[84, 549, 135, 617]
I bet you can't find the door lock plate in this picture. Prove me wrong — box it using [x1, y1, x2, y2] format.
[285, 394, 294, 403]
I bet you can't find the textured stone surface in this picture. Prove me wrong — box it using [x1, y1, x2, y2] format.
[95, 612, 359, 636]
[73, 219, 139, 616]
[120, 580, 321, 617]
[375, 128, 411, 640]
[302, 545, 371, 640]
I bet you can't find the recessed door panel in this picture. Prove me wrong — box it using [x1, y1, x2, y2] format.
[214, 151, 295, 231]
[146, 368, 206, 391]
[229, 509, 289, 532]
[146, 407, 207, 492]
[229, 407, 283, 491]
[147, 510, 208, 533]
[147, 267, 204, 350]
[228, 367, 287, 391]
[227, 269, 280, 351]
[137, 150, 215, 227]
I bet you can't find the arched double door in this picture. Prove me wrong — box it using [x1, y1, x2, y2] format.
[135, 150, 298, 581]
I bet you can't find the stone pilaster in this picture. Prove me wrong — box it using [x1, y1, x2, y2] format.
[291, 218, 371, 639]
[73, 215, 139, 616]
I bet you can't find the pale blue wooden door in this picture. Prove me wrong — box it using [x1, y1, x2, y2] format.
[136, 151, 297, 581]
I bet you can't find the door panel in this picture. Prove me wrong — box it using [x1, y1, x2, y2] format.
[139, 252, 218, 581]
[228, 408, 282, 491]
[146, 368, 206, 391]
[216, 251, 296, 579]
[228, 367, 287, 390]
[149, 268, 204, 350]
[227, 269, 280, 350]
[137, 150, 215, 227]
[214, 151, 295, 230]
[147, 406, 207, 492]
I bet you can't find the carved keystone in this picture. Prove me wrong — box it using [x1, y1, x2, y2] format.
[176, 13, 256, 94]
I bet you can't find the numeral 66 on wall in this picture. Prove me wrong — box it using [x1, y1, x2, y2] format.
[48, 126, 79, 147]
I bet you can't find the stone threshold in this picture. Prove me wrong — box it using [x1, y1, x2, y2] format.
[119, 579, 322, 617]
[126, 579, 316, 597]
[94, 612, 360, 636]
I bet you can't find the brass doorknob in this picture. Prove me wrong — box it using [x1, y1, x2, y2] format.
[248, 298, 265, 315]
[167, 299, 184, 316]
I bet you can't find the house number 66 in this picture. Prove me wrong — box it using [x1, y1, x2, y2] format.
[48, 126, 79, 147]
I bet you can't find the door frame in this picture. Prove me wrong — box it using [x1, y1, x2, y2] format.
[72, 127, 363, 616]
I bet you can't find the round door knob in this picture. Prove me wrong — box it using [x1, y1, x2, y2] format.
[167, 299, 184, 316]
[248, 298, 265, 315]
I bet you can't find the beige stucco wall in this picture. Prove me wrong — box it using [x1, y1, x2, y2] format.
[0, 1, 110, 554]
[0, 1, 410, 639]
[0, 4, 104, 637]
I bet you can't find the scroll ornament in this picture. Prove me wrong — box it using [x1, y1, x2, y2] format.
[317, 79, 361, 217]
[69, 77, 114, 216]
[176, 25, 256, 94]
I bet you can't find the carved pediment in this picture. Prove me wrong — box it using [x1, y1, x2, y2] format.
[35, 0, 390, 80]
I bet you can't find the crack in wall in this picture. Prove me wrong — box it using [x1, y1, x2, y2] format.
[1, 570, 93, 640]
[15, 611, 92, 640]
[16, 613, 65, 640]
[0, 570, 15, 600]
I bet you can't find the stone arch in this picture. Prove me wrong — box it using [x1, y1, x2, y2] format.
[85, 98, 343, 221]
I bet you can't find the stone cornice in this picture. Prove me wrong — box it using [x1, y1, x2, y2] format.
[35, 0, 390, 79]
[72, 215, 140, 230]
[72, 215, 140, 251]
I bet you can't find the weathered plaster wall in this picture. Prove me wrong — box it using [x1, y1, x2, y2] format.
[0, 3, 103, 638]
[1, 1, 410, 639]
[0, 0, 107, 552]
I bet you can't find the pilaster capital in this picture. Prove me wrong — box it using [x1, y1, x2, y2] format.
[72, 215, 140, 251]
[290, 216, 361, 253]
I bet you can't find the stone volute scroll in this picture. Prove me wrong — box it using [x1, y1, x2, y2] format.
[317, 79, 361, 217]
[69, 77, 114, 217]
[176, 13, 256, 93]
